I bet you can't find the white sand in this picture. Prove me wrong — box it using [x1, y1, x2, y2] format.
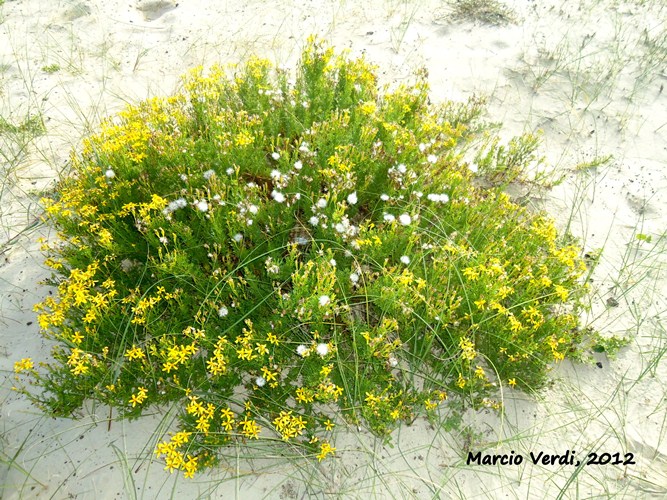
[1, 0, 666, 497]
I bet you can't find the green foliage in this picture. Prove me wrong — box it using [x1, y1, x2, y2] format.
[0, 115, 45, 136]
[449, 0, 517, 26]
[14, 38, 598, 477]
[41, 64, 61, 74]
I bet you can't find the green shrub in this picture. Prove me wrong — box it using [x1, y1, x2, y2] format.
[15, 38, 597, 477]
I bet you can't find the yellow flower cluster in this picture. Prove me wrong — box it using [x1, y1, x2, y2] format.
[464, 258, 507, 282]
[161, 342, 197, 373]
[296, 387, 315, 404]
[154, 431, 198, 478]
[272, 410, 307, 441]
[118, 194, 168, 226]
[459, 336, 477, 362]
[361, 317, 402, 359]
[474, 365, 487, 380]
[521, 305, 544, 330]
[206, 336, 229, 376]
[220, 407, 236, 432]
[87, 111, 152, 163]
[67, 347, 92, 376]
[238, 415, 261, 439]
[14, 358, 34, 373]
[364, 388, 404, 419]
[129, 386, 148, 407]
[554, 284, 569, 302]
[316, 441, 336, 461]
[316, 380, 344, 402]
[124, 344, 145, 361]
[34, 262, 115, 334]
[456, 373, 467, 388]
[547, 335, 567, 361]
[186, 396, 216, 434]
[235, 319, 260, 361]
[130, 285, 179, 325]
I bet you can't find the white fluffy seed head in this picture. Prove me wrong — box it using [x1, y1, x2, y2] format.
[271, 191, 286, 203]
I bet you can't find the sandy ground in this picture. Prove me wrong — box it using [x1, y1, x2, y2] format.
[1, 0, 666, 498]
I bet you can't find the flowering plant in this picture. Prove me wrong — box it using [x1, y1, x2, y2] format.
[14, 38, 615, 477]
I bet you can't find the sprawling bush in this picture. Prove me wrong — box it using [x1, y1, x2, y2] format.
[15, 38, 600, 477]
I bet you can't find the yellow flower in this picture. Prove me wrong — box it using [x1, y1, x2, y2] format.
[539, 275, 552, 288]
[235, 130, 255, 147]
[219, 407, 235, 432]
[474, 298, 486, 310]
[456, 374, 466, 388]
[98, 228, 113, 247]
[124, 345, 145, 361]
[261, 366, 278, 383]
[239, 416, 261, 439]
[507, 315, 523, 333]
[272, 410, 307, 441]
[72, 362, 89, 376]
[129, 387, 148, 407]
[266, 332, 279, 345]
[554, 284, 569, 302]
[462, 267, 479, 281]
[296, 387, 314, 404]
[83, 308, 98, 324]
[171, 431, 191, 446]
[324, 419, 335, 431]
[236, 345, 255, 360]
[196, 415, 211, 434]
[459, 337, 476, 361]
[206, 355, 227, 376]
[359, 101, 377, 115]
[14, 358, 34, 373]
[497, 285, 514, 299]
[164, 450, 185, 473]
[474, 366, 486, 379]
[182, 455, 198, 479]
[316, 441, 336, 461]
[508, 378, 517, 388]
